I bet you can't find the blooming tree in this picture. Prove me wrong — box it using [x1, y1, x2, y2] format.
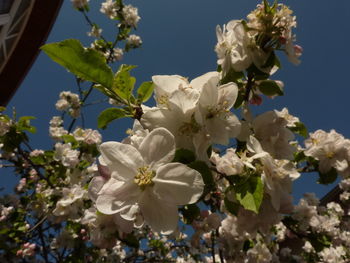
[1, 0, 350, 262]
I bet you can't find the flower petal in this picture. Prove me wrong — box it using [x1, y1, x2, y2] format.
[139, 128, 175, 170]
[99, 142, 144, 181]
[139, 190, 179, 234]
[96, 179, 140, 215]
[153, 163, 204, 205]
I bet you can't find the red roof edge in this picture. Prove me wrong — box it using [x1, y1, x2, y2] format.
[0, 0, 64, 106]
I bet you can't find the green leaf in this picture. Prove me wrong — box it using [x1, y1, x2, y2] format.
[220, 68, 245, 85]
[188, 161, 214, 191]
[294, 151, 306, 163]
[224, 196, 239, 215]
[137, 81, 154, 103]
[17, 116, 36, 133]
[113, 64, 137, 101]
[289, 122, 308, 138]
[173, 148, 196, 164]
[41, 39, 113, 88]
[98, 108, 130, 129]
[258, 80, 284, 96]
[318, 167, 338, 185]
[180, 204, 200, 224]
[235, 176, 263, 213]
[248, 64, 270, 80]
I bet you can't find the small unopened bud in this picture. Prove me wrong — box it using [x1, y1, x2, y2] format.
[294, 45, 303, 55]
[249, 94, 263, 105]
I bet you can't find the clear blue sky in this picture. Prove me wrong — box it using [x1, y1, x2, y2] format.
[3, 0, 350, 201]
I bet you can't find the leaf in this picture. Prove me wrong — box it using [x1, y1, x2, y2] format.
[224, 196, 240, 215]
[137, 81, 154, 102]
[220, 68, 245, 85]
[235, 176, 263, 213]
[258, 80, 284, 96]
[180, 204, 200, 224]
[173, 148, 196, 164]
[41, 39, 113, 88]
[289, 122, 308, 138]
[113, 64, 137, 101]
[17, 116, 36, 133]
[97, 108, 130, 129]
[188, 161, 215, 191]
[318, 167, 338, 185]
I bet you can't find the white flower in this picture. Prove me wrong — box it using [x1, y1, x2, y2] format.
[73, 128, 102, 145]
[121, 5, 140, 27]
[304, 129, 350, 175]
[53, 185, 86, 218]
[105, 48, 123, 62]
[252, 110, 296, 160]
[194, 72, 241, 145]
[100, 0, 119, 19]
[94, 128, 204, 233]
[210, 148, 244, 176]
[87, 25, 102, 38]
[247, 136, 299, 212]
[127, 34, 142, 47]
[54, 143, 80, 168]
[215, 20, 252, 74]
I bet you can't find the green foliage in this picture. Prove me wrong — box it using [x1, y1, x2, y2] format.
[112, 64, 137, 102]
[188, 161, 215, 193]
[41, 39, 114, 88]
[180, 204, 200, 224]
[289, 122, 308, 138]
[224, 194, 240, 215]
[258, 80, 284, 96]
[173, 148, 196, 164]
[137, 81, 154, 103]
[17, 116, 36, 134]
[235, 175, 263, 213]
[98, 108, 130, 129]
[220, 68, 245, 85]
[309, 233, 331, 252]
[318, 167, 338, 185]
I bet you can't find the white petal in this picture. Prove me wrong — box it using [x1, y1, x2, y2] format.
[152, 75, 189, 98]
[218, 82, 238, 109]
[96, 180, 140, 215]
[199, 80, 219, 108]
[168, 89, 199, 115]
[190, 71, 219, 93]
[141, 107, 181, 134]
[88, 176, 106, 202]
[99, 142, 144, 181]
[139, 128, 175, 170]
[139, 190, 179, 234]
[153, 163, 204, 205]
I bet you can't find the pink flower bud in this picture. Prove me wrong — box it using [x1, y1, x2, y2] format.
[16, 249, 23, 256]
[249, 95, 263, 105]
[294, 45, 303, 55]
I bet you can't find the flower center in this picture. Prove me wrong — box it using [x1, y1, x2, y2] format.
[134, 166, 155, 190]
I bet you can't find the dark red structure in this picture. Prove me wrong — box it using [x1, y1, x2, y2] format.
[0, 0, 63, 106]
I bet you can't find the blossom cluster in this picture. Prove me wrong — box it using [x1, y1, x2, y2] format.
[2, 1, 350, 262]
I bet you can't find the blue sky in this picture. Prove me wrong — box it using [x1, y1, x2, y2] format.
[3, 0, 350, 201]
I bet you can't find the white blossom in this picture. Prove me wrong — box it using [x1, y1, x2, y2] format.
[100, 0, 119, 19]
[121, 5, 140, 27]
[93, 128, 204, 233]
